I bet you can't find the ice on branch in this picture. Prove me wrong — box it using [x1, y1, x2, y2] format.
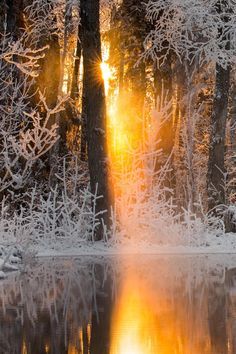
[0, 93, 67, 191]
[144, 0, 236, 68]
[10, 93, 67, 161]
[0, 38, 48, 77]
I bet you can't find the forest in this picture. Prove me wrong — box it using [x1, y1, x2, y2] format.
[0, 0, 236, 262]
[2, 1, 236, 353]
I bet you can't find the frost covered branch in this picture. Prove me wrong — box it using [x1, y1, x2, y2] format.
[0, 39, 48, 77]
[0, 93, 68, 191]
[144, 0, 236, 67]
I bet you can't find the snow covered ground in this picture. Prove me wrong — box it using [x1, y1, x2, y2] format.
[1, 232, 236, 279]
[34, 232, 236, 258]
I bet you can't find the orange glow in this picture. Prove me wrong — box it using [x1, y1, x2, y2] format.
[62, 71, 69, 94]
[110, 267, 211, 354]
[101, 62, 113, 95]
[67, 343, 79, 354]
[22, 339, 28, 354]
[87, 323, 91, 346]
[108, 105, 128, 157]
[67, 324, 91, 354]
[21, 341, 28, 354]
[110, 274, 158, 354]
[102, 57, 148, 231]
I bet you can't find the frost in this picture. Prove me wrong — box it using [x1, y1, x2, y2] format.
[143, 0, 236, 68]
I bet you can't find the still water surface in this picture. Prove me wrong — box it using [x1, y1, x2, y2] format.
[0, 255, 236, 354]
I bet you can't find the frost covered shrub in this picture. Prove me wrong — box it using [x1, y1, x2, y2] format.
[0, 159, 109, 252]
[0, 153, 97, 258]
[111, 109, 225, 247]
[0, 156, 228, 255]
[0, 24, 62, 194]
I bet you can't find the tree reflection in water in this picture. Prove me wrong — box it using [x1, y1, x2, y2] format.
[0, 255, 236, 354]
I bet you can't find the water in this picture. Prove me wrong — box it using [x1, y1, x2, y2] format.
[0, 255, 236, 354]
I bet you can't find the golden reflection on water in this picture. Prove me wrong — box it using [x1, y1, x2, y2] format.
[67, 324, 91, 354]
[5, 258, 233, 354]
[110, 272, 158, 354]
[22, 339, 28, 354]
[110, 264, 212, 354]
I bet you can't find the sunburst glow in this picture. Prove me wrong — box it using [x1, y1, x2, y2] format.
[101, 56, 148, 231]
[101, 62, 113, 95]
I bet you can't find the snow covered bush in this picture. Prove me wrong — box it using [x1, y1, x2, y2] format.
[0, 14, 64, 193]
[0, 154, 112, 258]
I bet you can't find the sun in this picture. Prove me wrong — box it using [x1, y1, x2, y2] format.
[100, 62, 113, 95]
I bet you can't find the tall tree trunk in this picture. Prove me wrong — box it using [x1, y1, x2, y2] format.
[79, 17, 87, 162]
[6, 0, 24, 39]
[80, 88, 87, 161]
[118, 51, 124, 97]
[53, 0, 73, 159]
[153, 55, 175, 195]
[230, 78, 236, 148]
[80, 0, 111, 240]
[37, 35, 60, 110]
[225, 71, 236, 214]
[207, 1, 231, 210]
[52, 0, 75, 165]
[71, 33, 82, 102]
[158, 59, 173, 155]
[0, 1, 7, 33]
[36, 33, 61, 182]
[207, 64, 230, 210]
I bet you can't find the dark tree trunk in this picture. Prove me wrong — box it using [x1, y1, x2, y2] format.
[118, 51, 124, 97]
[207, 1, 231, 210]
[80, 88, 87, 161]
[154, 57, 173, 153]
[230, 78, 236, 148]
[71, 33, 82, 102]
[207, 64, 230, 210]
[153, 55, 175, 195]
[79, 16, 87, 162]
[6, 0, 24, 39]
[154, 58, 173, 156]
[80, 0, 111, 240]
[90, 264, 113, 354]
[208, 281, 227, 354]
[82, 325, 89, 354]
[55, 0, 73, 159]
[52, 0, 73, 159]
[34, 32, 61, 184]
[5, 0, 25, 72]
[37, 35, 60, 110]
[0, 1, 7, 33]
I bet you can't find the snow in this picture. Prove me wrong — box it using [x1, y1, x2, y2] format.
[0, 153, 235, 276]
[0, 271, 6, 279]
[0, 0, 235, 287]
[0, 257, 20, 279]
[144, 0, 236, 68]
[34, 232, 236, 258]
[0, 175, 235, 271]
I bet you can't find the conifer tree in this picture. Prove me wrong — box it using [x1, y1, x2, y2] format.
[81, 0, 111, 240]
